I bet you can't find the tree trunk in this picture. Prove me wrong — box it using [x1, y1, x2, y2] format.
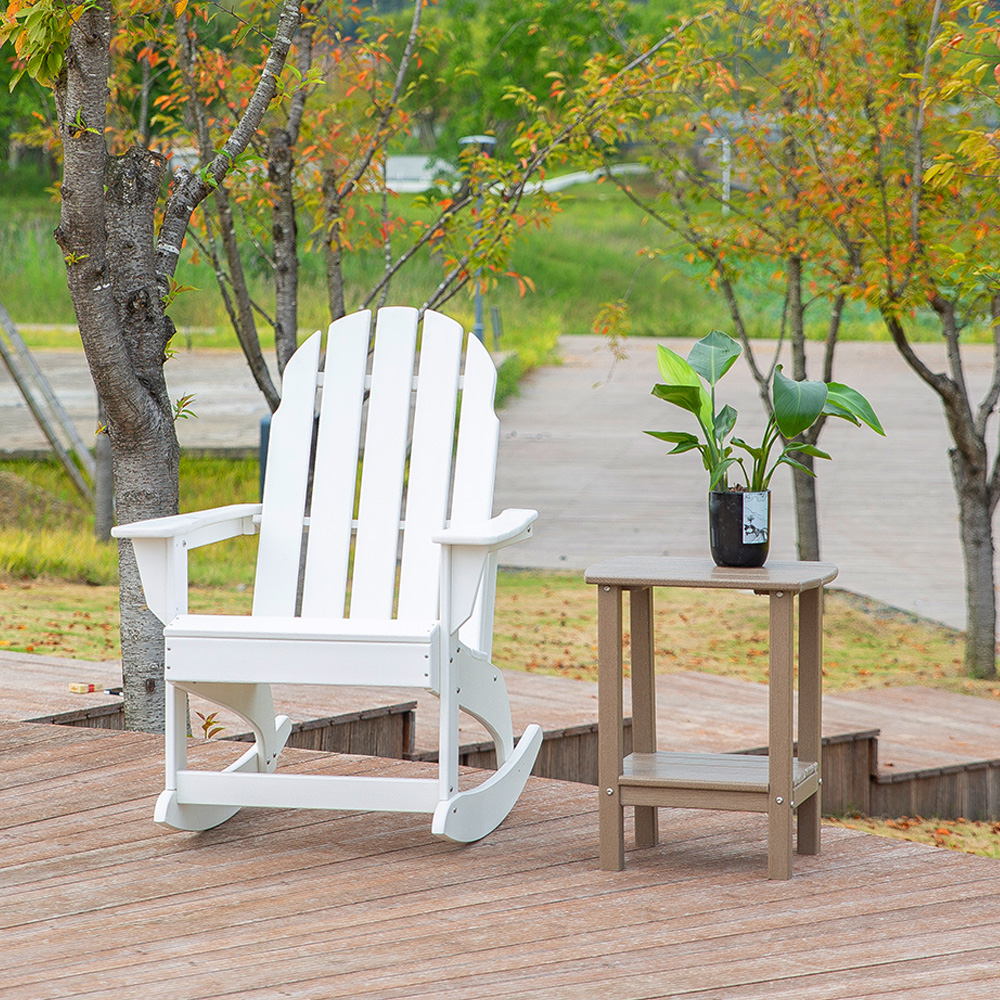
[139, 55, 151, 147]
[267, 13, 313, 377]
[883, 308, 998, 680]
[786, 252, 822, 561]
[93, 400, 114, 542]
[52, 0, 302, 731]
[53, 4, 172, 729]
[213, 184, 281, 410]
[791, 457, 821, 561]
[105, 147, 181, 730]
[113, 430, 179, 730]
[57, 135, 180, 728]
[951, 449, 997, 679]
[269, 127, 299, 376]
[324, 182, 347, 321]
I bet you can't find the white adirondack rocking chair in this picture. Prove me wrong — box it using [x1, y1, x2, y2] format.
[112, 307, 542, 842]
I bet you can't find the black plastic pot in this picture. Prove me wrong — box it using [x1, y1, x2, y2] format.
[708, 490, 770, 568]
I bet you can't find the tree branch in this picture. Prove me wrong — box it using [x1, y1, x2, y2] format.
[155, 0, 302, 288]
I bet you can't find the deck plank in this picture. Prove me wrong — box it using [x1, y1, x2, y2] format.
[1, 722, 998, 999]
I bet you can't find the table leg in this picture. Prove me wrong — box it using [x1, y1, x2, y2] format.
[768, 590, 794, 880]
[629, 586, 658, 849]
[797, 586, 823, 855]
[597, 584, 625, 870]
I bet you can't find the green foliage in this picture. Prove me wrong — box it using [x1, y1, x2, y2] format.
[172, 393, 197, 421]
[647, 329, 884, 491]
[0, 179, 969, 348]
[0, 48, 55, 163]
[0, 0, 84, 89]
[421, 0, 636, 154]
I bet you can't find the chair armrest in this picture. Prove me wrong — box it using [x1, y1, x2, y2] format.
[111, 503, 261, 549]
[111, 504, 261, 624]
[434, 509, 537, 631]
[433, 508, 537, 550]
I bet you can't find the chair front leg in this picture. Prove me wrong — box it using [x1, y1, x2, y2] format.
[438, 548, 461, 804]
[164, 680, 189, 792]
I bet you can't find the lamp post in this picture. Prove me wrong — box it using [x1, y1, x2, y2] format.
[458, 134, 497, 342]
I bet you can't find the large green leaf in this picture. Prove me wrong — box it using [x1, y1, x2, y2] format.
[655, 344, 712, 425]
[772, 366, 828, 439]
[645, 430, 699, 443]
[824, 382, 885, 435]
[687, 330, 742, 386]
[651, 382, 704, 416]
[785, 443, 832, 460]
[645, 430, 702, 455]
[730, 436, 764, 461]
[708, 457, 738, 490]
[656, 343, 702, 388]
[713, 404, 738, 441]
[777, 455, 818, 478]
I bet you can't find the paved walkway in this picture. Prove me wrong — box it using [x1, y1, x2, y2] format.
[494, 336, 999, 632]
[2, 336, 996, 630]
[0, 347, 271, 454]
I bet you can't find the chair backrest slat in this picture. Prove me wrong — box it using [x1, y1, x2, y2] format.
[252, 332, 322, 616]
[396, 311, 463, 620]
[349, 307, 419, 619]
[451, 334, 500, 652]
[300, 310, 371, 619]
[451, 333, 499, 524]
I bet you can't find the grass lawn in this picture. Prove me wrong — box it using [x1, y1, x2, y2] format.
[0, 567, 987, 699]
[0, 454, 979, 694]
[1, 178, 969, 356]
[0, 570, 986, 696]
[826, 814, 1000, 860]
[4, 452, 980, 695]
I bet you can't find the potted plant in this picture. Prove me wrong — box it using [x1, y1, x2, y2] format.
[647, 329, 884, 567]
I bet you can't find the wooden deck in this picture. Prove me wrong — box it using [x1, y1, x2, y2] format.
[6, 649, 1000, 771]
[3, 720, 1000, 1000]
[8, 648, 1000, 818]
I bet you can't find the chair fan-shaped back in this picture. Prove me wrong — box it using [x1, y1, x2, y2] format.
[251, 308, 500, 635]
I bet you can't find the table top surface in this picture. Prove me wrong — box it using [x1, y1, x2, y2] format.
[584, 556, 839, 592]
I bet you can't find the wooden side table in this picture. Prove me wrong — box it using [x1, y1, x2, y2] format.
[584, 556, 838, 880]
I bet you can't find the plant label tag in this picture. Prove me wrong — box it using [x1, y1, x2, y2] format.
[743, 492, 769, 544]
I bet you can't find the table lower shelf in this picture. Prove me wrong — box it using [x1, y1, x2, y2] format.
[618, 751, 819, 813]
